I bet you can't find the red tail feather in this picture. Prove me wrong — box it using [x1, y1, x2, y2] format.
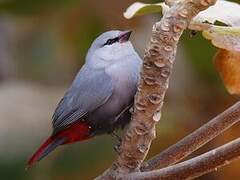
[26, 122, 91, 169]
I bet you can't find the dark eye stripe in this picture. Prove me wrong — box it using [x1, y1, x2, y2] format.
[103, 37, 119, 46]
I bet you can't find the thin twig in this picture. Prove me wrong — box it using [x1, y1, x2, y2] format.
[128, 137, 240, 180]
[96, 0, 217, 179]
[141, 101, 240, 171]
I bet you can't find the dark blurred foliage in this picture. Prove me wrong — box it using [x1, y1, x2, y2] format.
[0, 0, 77, 15]
[0, 0, 239, 180]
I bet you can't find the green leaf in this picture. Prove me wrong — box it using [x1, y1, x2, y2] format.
[123, 2, 168, 19]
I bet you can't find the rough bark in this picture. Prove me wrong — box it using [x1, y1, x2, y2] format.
[96, 0, 217, 179]
[141, 101, 240, 171]
[127, 137, 240, 180]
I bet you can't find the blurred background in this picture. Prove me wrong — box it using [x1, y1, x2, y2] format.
[0, 0, 239, 179]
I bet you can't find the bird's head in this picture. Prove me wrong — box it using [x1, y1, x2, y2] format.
[86, 30, 136, 67]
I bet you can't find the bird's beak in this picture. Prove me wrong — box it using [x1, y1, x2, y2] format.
[119, 30, 132, 43]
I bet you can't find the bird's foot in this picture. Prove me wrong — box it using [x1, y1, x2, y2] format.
[114, 144, 121, 155]
[112, 131, 122, 143]
[111, 131, 122, 154]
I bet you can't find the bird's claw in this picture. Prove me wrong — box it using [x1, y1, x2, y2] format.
[111, 131, 122, 154]
[114, 144, 121, 155]
[112, 131, 122, 143]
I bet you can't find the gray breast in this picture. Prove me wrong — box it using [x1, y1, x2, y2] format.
[88, 56, 141, 134]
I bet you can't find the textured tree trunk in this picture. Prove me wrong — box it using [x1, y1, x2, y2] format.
[96, 0, 240, 179]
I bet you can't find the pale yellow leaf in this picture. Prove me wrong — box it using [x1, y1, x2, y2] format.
[203, 26, 240, 52]
[193, 0, 240, 26]
[123, 2, 168, 19]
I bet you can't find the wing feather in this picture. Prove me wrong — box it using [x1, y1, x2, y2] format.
[52, 65, 113, 134]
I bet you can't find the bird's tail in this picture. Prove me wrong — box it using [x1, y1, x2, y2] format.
[26, 136, 66, 169]
[26, 121, 91, 169]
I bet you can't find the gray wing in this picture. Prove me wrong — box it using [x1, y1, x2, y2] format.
[52, 65, 113, 134]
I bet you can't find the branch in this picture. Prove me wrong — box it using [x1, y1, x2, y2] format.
[141, 101, 240, 171]
[127, 137, 240, 180]
[96, 0, 217, 179]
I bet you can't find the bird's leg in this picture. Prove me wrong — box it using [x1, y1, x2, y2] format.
[111, 131, 122, 154]
[112, 131, 122, 143]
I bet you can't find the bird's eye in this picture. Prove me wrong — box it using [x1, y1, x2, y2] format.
[105, 39, 112, 46]
[103, 37, 119, 46]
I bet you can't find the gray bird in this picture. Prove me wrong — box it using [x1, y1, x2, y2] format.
[27, 30, 142, 168]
